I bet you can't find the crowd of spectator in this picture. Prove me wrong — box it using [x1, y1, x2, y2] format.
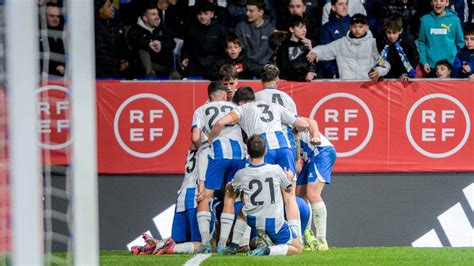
[39, 0, 474, 82]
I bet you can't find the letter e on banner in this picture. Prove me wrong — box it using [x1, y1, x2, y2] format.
[114, 93, 179, 158]
[36, 85, 72, 150]
[310, 93, 373, 157]
[406, 93, 470, 158]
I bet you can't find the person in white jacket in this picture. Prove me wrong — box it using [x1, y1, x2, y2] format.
[307, 13, 390, 80]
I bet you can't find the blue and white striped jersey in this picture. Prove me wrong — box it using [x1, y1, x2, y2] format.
[299, 131, 333, 162]
[175, 149, 199, 212]
[231, 101, 297, 150]
[192, 101, 246, 160]
[255, 88, 298, 149]
[232, 163, 291, 233]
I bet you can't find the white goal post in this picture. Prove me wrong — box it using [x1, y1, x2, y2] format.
[5, 0, 98, 265]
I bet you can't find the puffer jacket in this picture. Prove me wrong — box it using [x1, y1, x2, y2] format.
[310, 30, 390, 80]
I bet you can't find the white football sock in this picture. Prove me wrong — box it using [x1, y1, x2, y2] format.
[239, 225, 251, 247]
[231, 218, 247, 245]
[269, 244, 289, 256]
[311, 201, 327, 241]
[197, 211, 212, 244]
[173, 242, 195, 254]
[218, 213, 235, 247]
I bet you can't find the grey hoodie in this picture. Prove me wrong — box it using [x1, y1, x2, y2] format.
[235, 16, 275, 64]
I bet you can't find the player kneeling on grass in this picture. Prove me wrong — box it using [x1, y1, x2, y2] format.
[227, 134, 303, 256]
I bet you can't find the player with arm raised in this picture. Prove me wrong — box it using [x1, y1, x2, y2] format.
[229, 134, 302, 256]
[209, 86, 320, 243]
[191, 81, 247, 253]
[297, 118, 336, 251]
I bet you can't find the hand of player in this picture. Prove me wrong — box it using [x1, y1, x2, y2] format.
[306, 52, 318, 63]
[310, 136, 321, 146]
[196, 180, 205, 202]
[284, 168, 294, 182]
[423, 64, 431, 74]
[369, 68, 380, 80]
[295, 158, 302, 174]
[305, 72, 316, 81]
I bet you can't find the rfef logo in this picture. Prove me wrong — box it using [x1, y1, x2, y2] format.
[36, 85, 72, 150]
[114, 93, 179, 158]
[406, 93, 470, 158]
[310, 93, 373, 157]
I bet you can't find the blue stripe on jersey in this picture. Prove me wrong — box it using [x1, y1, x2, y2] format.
[276, 131, 288, 148]
[230, 139, 242, 159]
[213, 141, 223, 159]
[300, 141, 314, 158]
[192, 125, 198, 129]
[184, 188, 196, 209]
[265, 217, 276, 234]
[287, 127, 296, 149]
[247, 215, 257, 229]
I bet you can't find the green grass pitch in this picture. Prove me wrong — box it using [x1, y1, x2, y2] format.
[99, 247, 474, 266]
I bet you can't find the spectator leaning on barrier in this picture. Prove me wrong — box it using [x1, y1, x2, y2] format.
[235, 0, 275, 65]
[127, 3, 176, 79]
[307, 13, 391, 80]
[180, 2, 227, 78]
[417, 0, 464, 78]
[435, 59, 453, 78]
[376, 16, 419, 81]
[95, 0, 131, 79]
[39, 2, 66, 78]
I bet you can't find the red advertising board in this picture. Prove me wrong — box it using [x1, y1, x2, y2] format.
[3, 80, 472, 174]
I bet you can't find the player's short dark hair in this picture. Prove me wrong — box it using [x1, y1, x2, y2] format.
[288, 14, 307, 29]
[350, 13, 368, 25]
[232, 86, 255, 105]
[247, 0, 266, 11]
[218, 64, 238, 81]
[464, 25, 474, 37]
[261, 64, 280, 83]
[225, 33, 241, 47]
[207, 81, 227, 96]
[247, 134, 266, 158]
[435, 59, 452, 70]
[383, 16, 403, 32]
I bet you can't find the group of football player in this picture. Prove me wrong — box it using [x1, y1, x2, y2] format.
[131, 63, 336, 257]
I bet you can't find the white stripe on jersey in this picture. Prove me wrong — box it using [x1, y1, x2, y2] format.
[192, 101, 246, 159]
[231, 164, 291, 233]
[176, 149, 199, 212]
[232, 101, 297, 150]
[298, 131, 333, 161]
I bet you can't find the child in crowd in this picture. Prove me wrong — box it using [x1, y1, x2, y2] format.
[453, 26, 474, 79]
[376, 16, 419, 81]
[319, 0, 350, 78]
[435, 59, 453, 78]
[417, 0, 464, 77]
[207, 34, 261, 80]
[276, 15, 321, 81]
[307, 13, 390, 80]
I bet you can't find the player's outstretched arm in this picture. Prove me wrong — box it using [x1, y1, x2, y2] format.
[304, 117, 321, 145]
[293, 117, 309, 132]
[208, 113, 237, 143]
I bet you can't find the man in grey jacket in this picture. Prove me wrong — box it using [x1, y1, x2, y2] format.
[235, 0, 275, 65]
